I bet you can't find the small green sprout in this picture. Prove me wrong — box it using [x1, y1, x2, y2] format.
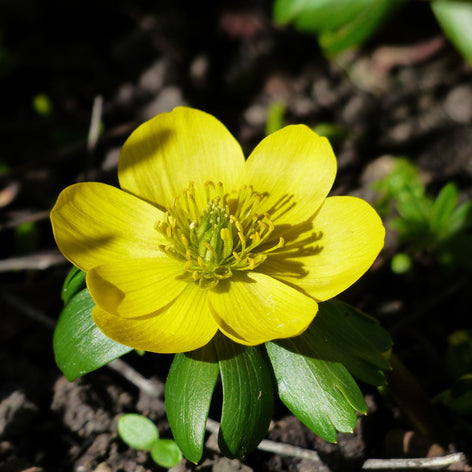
[390, 252, 412, 275]
[33, 93, 53, 117]
[372, 158, 472, 271]
[117, 414, 182, 469]
[265, 101, 286, 136]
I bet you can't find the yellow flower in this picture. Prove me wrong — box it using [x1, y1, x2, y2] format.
[51, 107, 384, 354]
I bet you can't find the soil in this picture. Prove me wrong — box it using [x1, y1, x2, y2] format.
[1, 1, 472, 471]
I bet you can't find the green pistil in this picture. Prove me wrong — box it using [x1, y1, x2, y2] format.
[157, 181, 284, 288]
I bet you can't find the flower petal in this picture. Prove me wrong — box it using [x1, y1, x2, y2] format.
[50, 182, 165, 272]
[92, 284, 218, 353]
[264, 196, 385, 301]
[87, 257, 187, 318]
[245, 125, 337, 226]
[208, 272, 318, 345]
[118, 107, 246, 209]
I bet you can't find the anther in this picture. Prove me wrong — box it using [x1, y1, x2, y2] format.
[220, 227, 231, 242]
[234, 220, 244, 234]
[186, 249, 192, 261]
[204, 241, 217, 258]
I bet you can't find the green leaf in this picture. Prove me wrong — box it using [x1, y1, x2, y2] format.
[117, 414, 159, 451]
[436, 374, 472, 415]
[61, 266, 86, 304]
[320, 0, 407, 56]
[265, 101, 286, 136]
[214, 335, 274, 458]
[274, 0, 366, 32]
[430, 183, 459, 236]
[273, 0, 407, 56]
[151, 439, 183, 468]
[53, 289, 133, 381]
[266, 336, 367, 443]
[449, 201, 472, 234]
[309, 299, 392, 384]
[396, 192, 432, 223]
[432, 0, 472, 67]
[265, 299, 391, 443]
[165, 343, 219, 464]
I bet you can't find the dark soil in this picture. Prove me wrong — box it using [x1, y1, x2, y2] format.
[1, 1, 472, 471]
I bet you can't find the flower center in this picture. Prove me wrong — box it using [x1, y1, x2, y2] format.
[156, 181, 284, 288]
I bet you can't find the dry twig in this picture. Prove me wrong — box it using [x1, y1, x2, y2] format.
[0, 250, 65, 272]
[362, 453, 466, 470]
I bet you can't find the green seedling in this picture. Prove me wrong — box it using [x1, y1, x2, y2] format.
[117, 414, 182, 469]
[373, 159, 472, 271]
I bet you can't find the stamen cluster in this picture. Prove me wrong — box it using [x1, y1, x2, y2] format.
[156, 181, 284, 288]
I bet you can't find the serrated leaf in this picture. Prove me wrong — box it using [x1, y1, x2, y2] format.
[430, 183, 459, 235]
[165, 343, 219, 464]
[214, 335, 274, 458]
[117, 414, 159, 451]
[61, 266, 86, 304]
[432, 0, 472, 67]
[53, 289, 132, 381]
[309, 299, 392, 385]
[151, 439, 183, 468]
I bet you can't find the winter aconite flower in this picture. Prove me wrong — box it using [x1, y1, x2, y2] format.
[51, 107, 384, 353]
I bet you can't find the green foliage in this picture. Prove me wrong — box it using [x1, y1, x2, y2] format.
[273, 0, 407, 57]
[117, 414, 159, 451]
[436, 375, 472, 416]
[432, 0, 472, 67]
[166, 300, 390, 461]
[311, 122, 346, 145]
[266, 341, 365, 442]
[117, 414, 182, 468]
[265, 101, 286, 136]
[267, 299, 391, 442]
[372, 159, 472, 271]
[55, 272, 391, 463]
[61, 266, 86, 304]
[54, 270, 132, 380]
[273, 0, 472, 66]
[214, 335, 274, 459]
[165, 343, 219, 464]
[151, 439, 183, 469]
[371, 158, 424, 218]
